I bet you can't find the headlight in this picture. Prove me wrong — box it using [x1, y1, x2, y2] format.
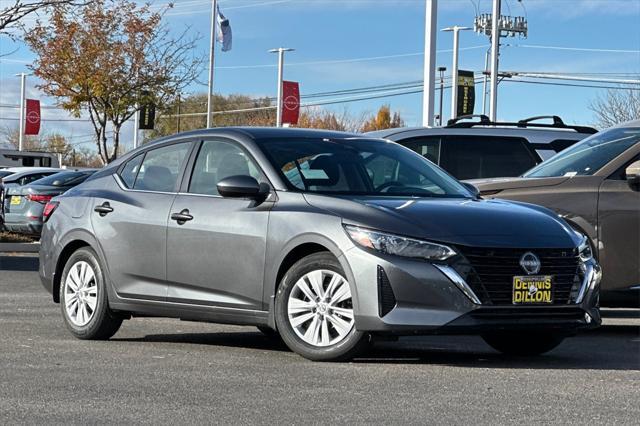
[344, 225, 457, 261]
[578, 235, 594, 262]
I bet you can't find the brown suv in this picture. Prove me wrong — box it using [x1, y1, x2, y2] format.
[470, 120, 640, 308]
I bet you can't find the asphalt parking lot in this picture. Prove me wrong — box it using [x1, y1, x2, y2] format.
[1, 253, 638, 425]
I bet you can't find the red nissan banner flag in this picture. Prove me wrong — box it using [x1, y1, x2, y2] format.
[281, 81, 300, 125]
[25, 99, 41, 135]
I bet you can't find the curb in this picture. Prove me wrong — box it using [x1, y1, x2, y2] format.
[0, 242, 40, 253]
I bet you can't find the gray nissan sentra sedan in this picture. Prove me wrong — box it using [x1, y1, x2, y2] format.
[39, 128, 601, 361]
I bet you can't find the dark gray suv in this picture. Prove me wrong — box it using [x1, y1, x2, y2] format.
[39, 128, 601, 361]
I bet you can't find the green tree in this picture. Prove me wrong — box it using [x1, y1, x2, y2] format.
[25, 0, 201, 163]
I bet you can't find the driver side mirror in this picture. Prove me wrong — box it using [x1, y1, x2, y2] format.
[625, 160, 640, 191]
[217, 175, 269, 199]
[462, 182, 480, 198]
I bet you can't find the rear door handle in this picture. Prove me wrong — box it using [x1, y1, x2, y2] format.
[171, 209, 193, 225]
[94, 202, 114, 217]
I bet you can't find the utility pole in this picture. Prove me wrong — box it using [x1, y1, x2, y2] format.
[206, 0, 219, 128]
[437, 66, 446, 126]
[474, 1, 527, 121]
[269, 47, 294, 127]
[482, 48, 490, 115]
[489, 0, 500, 122]
[16, 73, 26, 151]
[422, 0, 438, 127]
[442, 26, 471, 121]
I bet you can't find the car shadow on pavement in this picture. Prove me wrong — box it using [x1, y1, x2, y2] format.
[0, 255, 39, 272]
[354, 325, 640, 370]
[112, 331, 291, 352]
[112, 324, 639, 370]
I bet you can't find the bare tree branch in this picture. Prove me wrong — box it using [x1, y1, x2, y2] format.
[589, 88, 640, 129]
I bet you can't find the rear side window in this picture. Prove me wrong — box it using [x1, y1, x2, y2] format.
[400, 136, 441, 164]
[133, 143, 191, 192]
[439, 136, 538, 180]
[119, 153, 144, 188]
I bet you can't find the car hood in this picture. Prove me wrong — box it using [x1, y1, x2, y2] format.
[465, 176, 570, 193]
[304, 194, 580, 249]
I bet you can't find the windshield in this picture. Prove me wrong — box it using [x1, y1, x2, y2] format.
[524, 127, 640, 178]
[259, 138, 472, 198]
[31, 171, 94, 187]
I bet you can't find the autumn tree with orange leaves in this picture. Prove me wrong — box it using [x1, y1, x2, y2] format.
[25, 0, 202, 163]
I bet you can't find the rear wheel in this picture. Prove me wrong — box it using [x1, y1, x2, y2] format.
[482, 332, 565, 356]
[60, 247, 122, 340]
[275, 252, 369, 361]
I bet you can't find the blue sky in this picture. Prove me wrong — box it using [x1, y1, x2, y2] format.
[0, 0, 639, 150]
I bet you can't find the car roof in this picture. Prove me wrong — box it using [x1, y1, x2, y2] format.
[613, 119, 640, 129]
[367, 126, 591, 144]
[147, 127, 363, 147]
[1, 167, 63, 181]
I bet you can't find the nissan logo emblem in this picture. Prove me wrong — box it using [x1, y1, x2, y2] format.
[520, 252, 541, 275]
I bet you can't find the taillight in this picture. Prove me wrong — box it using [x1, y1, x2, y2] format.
[43, 201, 59, 222]
[27, 194, 54, 203]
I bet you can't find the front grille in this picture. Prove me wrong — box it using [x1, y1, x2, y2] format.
[453, 246, 582, 306]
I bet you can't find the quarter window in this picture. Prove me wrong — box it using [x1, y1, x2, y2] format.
[132, 143, 191, 192]
[119, 153, 144, 188]
[189, 140, 262, 196]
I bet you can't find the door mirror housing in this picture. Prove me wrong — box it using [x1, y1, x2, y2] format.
[462, 182, 481, 198]
[217, 175, 266, 199]
[625, 160, 640, 191]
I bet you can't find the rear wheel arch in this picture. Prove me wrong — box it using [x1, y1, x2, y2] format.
[53, 240, 91, 303]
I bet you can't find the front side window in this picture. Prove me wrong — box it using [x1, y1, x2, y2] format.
[133, 143, 191, 192]
[189, 140, 263, 196]
[259, 138, 471, 198]
[439, 136, 538, 180]
[525, 127, 640, 178]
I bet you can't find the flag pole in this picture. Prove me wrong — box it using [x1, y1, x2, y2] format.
[422, 0, 438, 127]
[17, 73, 26, 151]
[206, 0, 218, 128]
[269, 47, 294, 128]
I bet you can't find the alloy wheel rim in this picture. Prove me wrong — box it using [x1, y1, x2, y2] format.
[64, 261, 98, 327]
[287, 269, 355, 347]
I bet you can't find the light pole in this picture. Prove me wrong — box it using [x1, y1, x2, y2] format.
[422, 0, 438, 127]
[269, 47, 294, 127]
[16, 73, 27, 151]
[437, 66, 446, 126]
[206, 0, 219, 128]
[441, 26, 471, 121]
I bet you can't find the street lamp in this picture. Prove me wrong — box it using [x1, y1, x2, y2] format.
[269, 48, 295, 127]
[437, 66, 446, 127]
[441, 26, 471, 121]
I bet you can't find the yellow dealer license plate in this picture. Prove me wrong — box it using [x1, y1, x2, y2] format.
[10, 196, 21, 205]
[512, 275, 553, 304]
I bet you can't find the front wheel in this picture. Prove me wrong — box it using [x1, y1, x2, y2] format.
[60, 247, 122, 340]
[275, 252, 369, 361]
[482, 332, 565, 356]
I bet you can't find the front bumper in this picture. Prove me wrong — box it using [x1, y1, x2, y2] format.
[345, 247, 601, 336]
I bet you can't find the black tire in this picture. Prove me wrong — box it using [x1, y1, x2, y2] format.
[482, 332, 565, 356]
[59, 247, 122, 340]
[274, 252, 369, 361]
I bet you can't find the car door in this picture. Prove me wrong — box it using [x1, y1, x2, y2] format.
[597, 156, 640, 294]
[91, 141, 193, 301]
[166, 138, 273, 310]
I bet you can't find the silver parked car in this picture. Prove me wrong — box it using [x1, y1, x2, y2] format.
[39, 128, 600, 361]
[3, 170, 96, 235]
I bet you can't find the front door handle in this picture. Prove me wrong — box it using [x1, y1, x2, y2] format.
[94, 202, 114, 217]
[171, 209, 193, 225]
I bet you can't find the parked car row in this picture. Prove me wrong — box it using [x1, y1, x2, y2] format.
[1, 167, 96, 234]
